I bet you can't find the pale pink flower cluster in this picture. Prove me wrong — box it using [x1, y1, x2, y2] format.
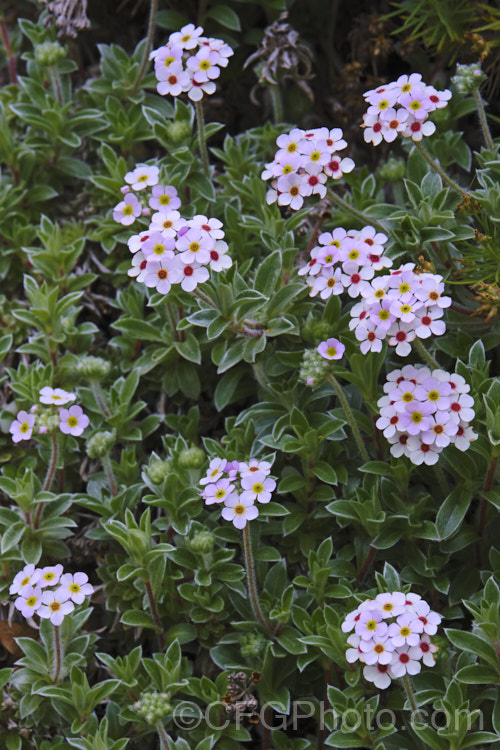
[129, 217, 231, 297]
[362, 73, 451, 145]
[262, 127, 355, 210]
[10, 563, 94, 626]
[349, 263, 451, 356]
[298, 225, 392, 302]
[342, 591, 440, 689]
[199, 458, 276, 529]
[112, 164, 164, 226]
[150, 24, 233, 102]
[9, 387, 89, 443]
[376, 365, 477, 465]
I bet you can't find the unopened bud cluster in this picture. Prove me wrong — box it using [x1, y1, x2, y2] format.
[147, 459, 172, 484]
[299, 348, 330, 388]
[76, 355, 111, 380]
[133, 691, 172, 724]
[189, 530, 215, 554]
[34, 41, 66, 65]
[86, 430, 115, 459]
[451, 63, 486, 94]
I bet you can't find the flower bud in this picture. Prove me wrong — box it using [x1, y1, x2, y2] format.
[451, 62, 487, 94]
[34, 41, 66, 66]
[133, 691, 172, 721]
[76, 355, 111, 380]
[298, 349, 329, 388]
[165, 121, 192, 143]
[189, 530, 215, 554]
[178, 446, 205, 470]
[86, 430, 115, 459]
[239, 632, 266, 658]
[378, 157, 405, 182]
[148, 459, 172, 484]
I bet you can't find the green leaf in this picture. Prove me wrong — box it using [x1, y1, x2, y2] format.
[217, 340, 246, 373]
[359, 461, 390, 476]
[456, 664, 500, 684]
[446, 629, 499, 669]
[436, 487, 472, 540]
[174, 333, 201, 364]
[206, 5, 241, 31]
[214, 367, 246, 411]
[254, 250, 282, 297]
[312, 462, 337, 485]
[189, 172, 215, 201]
[121, 610, 159, 631]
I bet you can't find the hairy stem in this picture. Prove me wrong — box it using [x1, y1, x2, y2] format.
[414, 338, 440, 370]
[327, 189, 388, 235]
[402, 674, 419, 717]
[0, 17, 17, 84]
[132, 0, 158, 92]
[472, 87, 494, 152]
[144, 579, 165, 650]
[193, 286, 217, 309]
[156, 721, 172, 750]
[268, 83, 283, 123]
[102, 454, 118, 497]
[34, 430, 59, 529]
[90, 380, 111, 418]
[358, 545, 376, 582]
[242, 524, 272, 634]
[195, 99, 210, 177]
[51, 624, 63, 683]
[413, 141, 463, 194]
[326, 372, 370, 462]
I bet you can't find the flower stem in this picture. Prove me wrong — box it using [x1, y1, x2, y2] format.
[51, 624, 63, 683]
[242, 524, 272, 635]
[402, 674, 419, 715]
[195, 99, 210, 177]
[472, 87, 494, 152]
[414, 338, 440, 370]
[326, 372, 370, 462]
[144, 578, 165, 650]
[0, 16, 17, 84]
[268, 83, 283, 123]
[327, 189, 388, 235]
[43, 429, 59, 492]
[156, 722, 172, 750]
[102, 454, 118, 497]
[34, 430, 59, 529]
[90, 380, 111, 418]
[131, 0, 158, 92]
[413, 141, 463, 194]
[193, 286, 217, 309]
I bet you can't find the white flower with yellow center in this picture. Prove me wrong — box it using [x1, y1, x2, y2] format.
[221, 496, 259, 529]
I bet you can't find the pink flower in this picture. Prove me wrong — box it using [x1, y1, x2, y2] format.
[38, 589, 74, 625]
[39, 387, 76, 405]
[113, 193, 142, 226]
[59, 405, 89, 437]
[204, 478, 236, 505]
[221, 495, 259, 529]
[363, 663, 392, 689]
[10, 564, 41, 595]
[124, 165, 159, 190]
[149, 185, 181, 212]
[14, 586, 43, 618]
[10, 411, 35, 443]
[390, 648, 422, 678]
[240, 472, 276, 504]
[317, 338, 345, 361]
[39, 564, 64, 588]
[200, 457, 227, 486]
[58, 572, 94, 605]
